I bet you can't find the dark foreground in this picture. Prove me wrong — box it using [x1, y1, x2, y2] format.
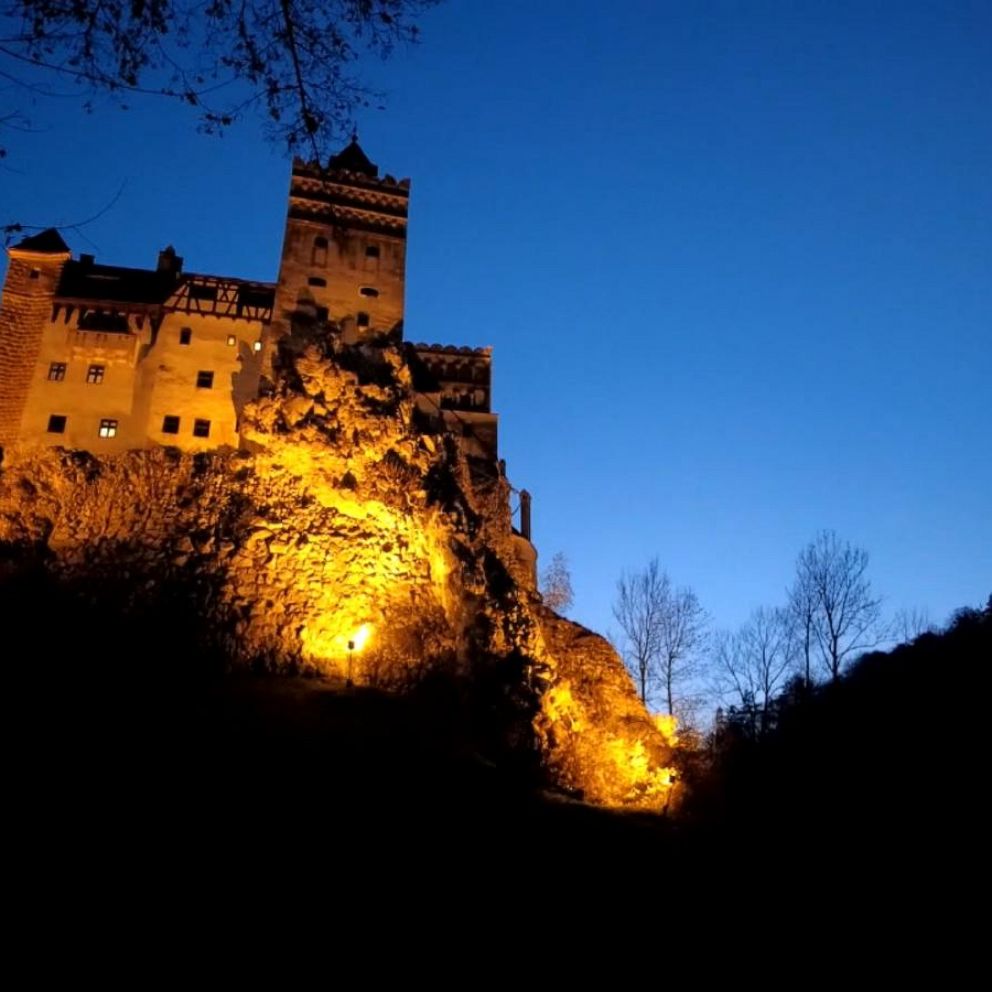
[5, 578, 988, 918]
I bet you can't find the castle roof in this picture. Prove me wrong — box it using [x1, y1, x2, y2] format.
[55, 259, 275, 313]
[327, 137, 379, 177]
[13, 228, 70, 254]
[57, 260, 179, 305]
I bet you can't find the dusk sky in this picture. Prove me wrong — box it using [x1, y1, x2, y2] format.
[3, 0, 990, 645]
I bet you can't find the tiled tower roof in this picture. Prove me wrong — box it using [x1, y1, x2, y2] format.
[327, 138, 378, 177]
[12, 229, 70, 254]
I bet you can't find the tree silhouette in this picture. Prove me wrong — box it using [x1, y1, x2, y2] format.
[789, 530, 883, 681]
[713, 606, 792, 735]
[1, 0, 439, 157]
[613, 557, 707, 715]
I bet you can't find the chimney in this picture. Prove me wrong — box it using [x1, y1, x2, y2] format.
[79, 253, 95, 267]
[520, 489, 532, 542]
[157, 246, 183, 275]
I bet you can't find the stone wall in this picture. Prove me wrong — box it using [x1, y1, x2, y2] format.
[0, 249, 69, 447]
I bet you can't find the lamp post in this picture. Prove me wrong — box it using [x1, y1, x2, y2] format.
[346, 639, 355, 688]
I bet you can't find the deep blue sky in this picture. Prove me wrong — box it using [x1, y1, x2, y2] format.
[3, 1, 990, 643]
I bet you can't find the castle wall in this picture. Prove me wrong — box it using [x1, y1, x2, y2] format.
[140, 311, 266, 450]
[275, 219, 406, 342]
[0, 249, 70, 449]
[19, 311, 151, 452]
[11, 306, 266, 453]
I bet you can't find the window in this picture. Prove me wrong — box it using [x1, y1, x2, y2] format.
[359, 287, 379, 298]
[312, 236, 328, 267]
[30, 269, 40, 280]
[308, 276, 327, 287]
[193, 418, 211, 438]
[98, 419, 118, 439]
[161, 415, 180, 435]
[357, 311, 370, 328]
[252, 340, 263, 353]
[316, 306, 329, 324]
[365, 245, 380, 259]
[47, 414, 66, 434]
[226, 335, 237, 347]
[180, 327, 192, 345]
[48, 362, 67, 382]
[196, 370, 214, 389]
[86, 364, 106, 384]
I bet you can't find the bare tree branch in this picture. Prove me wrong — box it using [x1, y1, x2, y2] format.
[540, 551, 573, 615]
[0, 0, 440, 155]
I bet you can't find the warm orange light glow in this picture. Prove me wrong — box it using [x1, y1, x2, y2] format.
[351, 624, 371, 653]
[537, 673, 678, 810]
[652, 712, 679, 746]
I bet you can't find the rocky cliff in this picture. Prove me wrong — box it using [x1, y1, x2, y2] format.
[0, 326, 676, 809]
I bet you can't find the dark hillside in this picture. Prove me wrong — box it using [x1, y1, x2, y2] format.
[689, 598, 990, 867]
[2, 566, 676, 892]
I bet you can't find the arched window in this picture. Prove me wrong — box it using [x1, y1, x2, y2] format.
[311, 236, 328, 267]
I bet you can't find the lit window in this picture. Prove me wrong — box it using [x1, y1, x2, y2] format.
[308, 276, 327, 287]
[312, 236, 328, 267]
[193, 418, 211, 438]
[357, 312, 370, 328]
[359, 287, 379, 298]
[196, 370, 214, 389]
[180, 327, 192, 345]
[47, 414, 66, 433]
[161, 415, 180, 435]
[226, 335, 237, 347]
[365, 245, 380, 259]
[86, 364, 105, 384]
[252, 341, 262, 353]
[98, 419, 118, 439]
[48, 362, 67, 382]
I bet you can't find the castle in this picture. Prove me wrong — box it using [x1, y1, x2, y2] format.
[0, 137, 532, 556]
[0, 139, 679, 809]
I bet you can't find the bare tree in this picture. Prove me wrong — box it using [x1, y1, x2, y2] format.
[613, 558, 667, 706]
[656, 583, 707, 717]
[612, 557, 707, 715]
[786, 565, 818, 687]
[789, 530, 884, 681]
[540, 551, 574, 615]
[892, 606, 934, 644]
[713, 606, 792, 729]
[0, 1, 439, 158]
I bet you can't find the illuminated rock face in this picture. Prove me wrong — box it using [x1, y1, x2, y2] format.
[0, 332, 676, 810]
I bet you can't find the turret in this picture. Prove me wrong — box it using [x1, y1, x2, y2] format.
[0, 229, 72, 447]
[271, 136, 409, 347]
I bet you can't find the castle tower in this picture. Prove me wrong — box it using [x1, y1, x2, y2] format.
[271, 137, 409, 345]
[0, 230, 72, 449]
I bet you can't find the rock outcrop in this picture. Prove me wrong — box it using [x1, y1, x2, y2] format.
[0, 327, 677, 810]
